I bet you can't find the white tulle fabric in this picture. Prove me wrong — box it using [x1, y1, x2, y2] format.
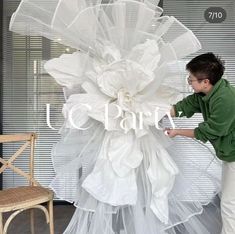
[10, 0, 222, 233]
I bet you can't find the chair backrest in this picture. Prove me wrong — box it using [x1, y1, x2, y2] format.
[0, 133, 40, 186]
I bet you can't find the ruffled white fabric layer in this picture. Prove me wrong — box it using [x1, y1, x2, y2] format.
[49, 124, 221, 233]
[9, 0, 222, 233]
[44, 41, 182, 224]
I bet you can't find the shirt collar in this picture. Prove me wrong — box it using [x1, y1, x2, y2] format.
[202, 78, 225, 102]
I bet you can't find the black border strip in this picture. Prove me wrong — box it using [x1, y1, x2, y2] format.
[0, 0, 3, 190]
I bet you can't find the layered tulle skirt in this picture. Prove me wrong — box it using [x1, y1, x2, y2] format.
[49, 120, 222, 234]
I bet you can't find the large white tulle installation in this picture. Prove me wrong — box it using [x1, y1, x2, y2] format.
[9, 0, 222, 233]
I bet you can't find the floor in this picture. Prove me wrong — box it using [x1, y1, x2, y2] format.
[2, 197, 222, 234]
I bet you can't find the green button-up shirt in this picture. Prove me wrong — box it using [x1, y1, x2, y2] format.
[173, 78, 235, 162]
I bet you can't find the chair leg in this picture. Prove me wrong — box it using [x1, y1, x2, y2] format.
[30, 209, 35, 234]
[0, 213, 3, 234]
[48, 200, 54, 234]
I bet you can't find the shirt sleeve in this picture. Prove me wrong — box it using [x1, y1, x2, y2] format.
[194, 97, 235, 143]
[173, 94, 201, 118]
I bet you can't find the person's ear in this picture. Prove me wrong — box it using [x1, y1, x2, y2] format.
[203, 79, 210, 85]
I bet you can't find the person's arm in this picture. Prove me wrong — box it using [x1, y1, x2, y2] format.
[172, 93, 201, 118]
[165, 128, 195, 138]
[194, 96, 235, 143]
[167, 96, 235, 142]
[166, 95, 199, 138]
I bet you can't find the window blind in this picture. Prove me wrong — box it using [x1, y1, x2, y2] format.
[2, 0, 75, 191]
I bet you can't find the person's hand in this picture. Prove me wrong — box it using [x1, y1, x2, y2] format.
[164, 128, 178, 138]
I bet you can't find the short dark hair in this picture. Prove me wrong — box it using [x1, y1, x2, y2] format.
[186, 52, 225, 85]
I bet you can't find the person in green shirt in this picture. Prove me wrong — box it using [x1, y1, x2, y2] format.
[165, 52, 235, 234]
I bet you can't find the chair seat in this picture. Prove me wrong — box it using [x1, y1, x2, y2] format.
[0, 186, 53, 212]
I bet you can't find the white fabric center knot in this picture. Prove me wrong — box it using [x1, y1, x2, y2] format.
[117, 88, 133, 111]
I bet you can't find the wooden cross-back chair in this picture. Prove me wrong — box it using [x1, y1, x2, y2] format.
[0, 133, 54, 234]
